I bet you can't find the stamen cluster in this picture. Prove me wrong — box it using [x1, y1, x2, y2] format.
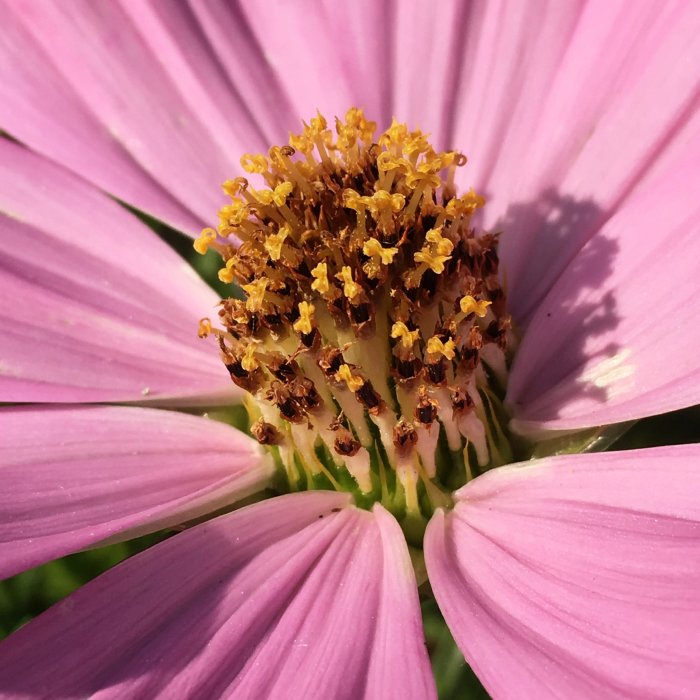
[197, 109, 513, 526]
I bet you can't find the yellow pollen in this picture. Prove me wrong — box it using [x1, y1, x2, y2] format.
[218, 258, 237, 284]
[344, 107, 376, 141]
[310, 262, 330, 294]
[194, 228, 217, 255]
[335, 364, 364, 392]
[391, 321, 420, 349]
[222, 177, 247, 198]
[241, 344, 259, 372]
[426, 336, 456, 360]
[218, 200, 250, 229]
[414, 249, 452, 274]
[264, 224, 290, 261]
[459, 295, 492, 317]
[242, 278, 268, 312]
[405, 162, 442, 190]
[308, 112, 328, 135]
[293, 301, 316, 335]
[288, 132, 314, 154]
[363, 238, 398, 265]
[365, 190, 405, 215]
[376, 151, 406, 173]
[342, 188, 364, 212]
[379, 117, 408, 147]
[198, 318, 212, 338]
[255, 181, 294, 207]
[337, 266, 362, 300]
[240, 153, 269, 174]
[446, 189, 486, 216]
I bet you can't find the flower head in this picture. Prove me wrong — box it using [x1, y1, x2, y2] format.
[201, 111, 509, 531]
[1, 3, 700, 699]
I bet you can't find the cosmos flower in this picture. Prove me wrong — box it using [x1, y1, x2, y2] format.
[1, 1, 700, 698]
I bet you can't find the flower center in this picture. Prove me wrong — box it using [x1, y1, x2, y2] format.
[197, 109, 515, 541]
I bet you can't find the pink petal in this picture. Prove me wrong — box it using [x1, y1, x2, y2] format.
[0, 0, 269, 235]
[186, 0, 299, 143]
[0, 2, 199, 235]
[0, 405, 270, 580]
[425, 446, 700, 699]
[471, 1, 700, 322]
[0, 494, 435, 699]
[449, 0, 584, 168]
[507, 152, 700, 435]
[0, 139, 235, 404]
[237, 0, 381, 131]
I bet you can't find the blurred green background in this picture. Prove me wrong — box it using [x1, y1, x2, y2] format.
[2, 216, 698, 699]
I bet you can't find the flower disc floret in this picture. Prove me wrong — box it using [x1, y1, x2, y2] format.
[197, 109, 515, 537]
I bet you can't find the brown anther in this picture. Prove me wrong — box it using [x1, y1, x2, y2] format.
[251, 419, 283, 446]
[268, 354, 299, 382]
[334, 430, 361, 457]
[318, 346, 345, 377]
[415, 387, 438, 425]
[224, 360, 262, 393]
[393, 356, 423, 383]
[424, 359, 447, 386]
[450, 386, 475, 416]
[299, 326, 321, 350]
[356, 380, 385, 415]
[464, 325, 483, 350]
[290, 377, 323, 412]
[393, 420, 418, 457]
[266, 381, 306, 423]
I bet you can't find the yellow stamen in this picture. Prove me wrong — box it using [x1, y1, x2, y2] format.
[240, 153, 269, 174]
[254, 181, 294, 207]
[363, 238, 398, 265]
[218, 200, 250, 230]
[459, 295, 492, 317]
[336, 266, 362, 300]
[218, 258, 237, 284]
[335, 364, 364, 392]
[222, 177, 248, 198]
[198, 318, 212, 338]
[426, 336, 456, 360]
[194, 228, 217, 255]
[241, 344, 259, 372]
[413, 250, 452, 274]
[293, 301, 316, 335]
[264, 224, 290, 261]
[311, 262, 330, 294]
[242, 278, 268, 312]
[446, 189, 486, 216]
[391, 321, 420, 349]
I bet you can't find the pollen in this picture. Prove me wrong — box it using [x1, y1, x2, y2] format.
[363, 238, 398, 265]
[426, 336, 456, 360]
[241, 278, 268, 311]
[310, 262, 330, 294]
[218, 258, 237, 284]
[391, 321, 420, 349]
[293, 301, 316, 335]
[194, 228, 217, 255]
[336, 266, 362, 300]
[198, 317, 212, 338]
[335, 364, 365, 392]
[197, 108, 514, 528]
[459, 295, 492, 317]
[264, 224, 290, 261]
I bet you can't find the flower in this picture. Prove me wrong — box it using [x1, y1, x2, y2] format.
[1, 2, 700, 698]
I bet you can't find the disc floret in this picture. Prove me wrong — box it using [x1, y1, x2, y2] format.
[196, 109, 515, 537]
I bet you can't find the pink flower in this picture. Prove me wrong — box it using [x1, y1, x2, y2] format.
[1, 1, 700, 698]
